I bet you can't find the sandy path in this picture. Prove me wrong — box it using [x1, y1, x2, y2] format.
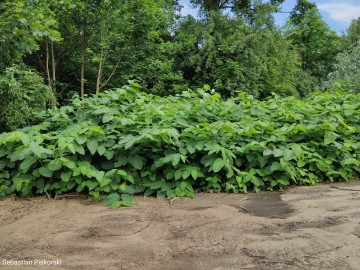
[0, 182, 360, 270]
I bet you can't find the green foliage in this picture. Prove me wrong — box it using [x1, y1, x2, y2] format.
[30, 0, 180, 97]
[0, 0, 348, 102]
[190, 0, 285, 18]
[0, 65, 55, 132]
[284, 4, 341, 92]
[346, 17, 360, 47]
[0, 0, 61, 70]
[0, 82, 359, 207]
[324, 43, 360, 93]
[174, 13, 300, 98]
[289, 0, 316, 25]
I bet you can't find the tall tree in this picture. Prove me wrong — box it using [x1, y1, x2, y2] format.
[23, 0, 179, 99]
[173, 12, 300, 98]
[284, 0, 341, 89]
[346, 17, 360, 47]
[289, 0, 316, 24]
[324, 18, 360, 93]
[190, 0, 284, 14]
[0, 0, 61, 71]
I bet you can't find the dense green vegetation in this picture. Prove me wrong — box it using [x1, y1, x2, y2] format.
[0, 0, 359, 206]
[0, 65, 55, 131]
[0, 83, 359, 207]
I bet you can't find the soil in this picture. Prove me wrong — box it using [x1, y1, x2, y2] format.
[1, 182, 360, 270]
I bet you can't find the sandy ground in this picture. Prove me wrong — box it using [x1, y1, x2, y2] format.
[0, 182, 360, 270]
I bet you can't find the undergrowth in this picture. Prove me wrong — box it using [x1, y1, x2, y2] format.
[0, 82, 359, 207]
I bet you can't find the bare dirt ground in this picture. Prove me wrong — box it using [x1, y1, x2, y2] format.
[1, 182, 360, 270]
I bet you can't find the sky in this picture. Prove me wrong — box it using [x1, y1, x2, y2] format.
[179, 0, 360, 34]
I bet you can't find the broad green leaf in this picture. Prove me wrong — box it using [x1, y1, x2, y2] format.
[103, 114, 113, 123]
[95, 171, 105, 182]
[144, 189, 155, 197]
[297, 160, 306, 167]
[20, 134, 31, 146]
[76, 135, 87, 145]
[343, 158, 359, 165]
[61, 171, 72, 182]
[316, 161, 328, 172]
[128, 155, 143, 170]
[113, 154, 128, 167]
[250, 176, 262, 187]
[39, 167, 53, 177]
[68, 143, 76, 154]
[87, 140, 98, 155]
[263, 149, 273, 156]
[48, 159, 62, 171]
[117, 170, 127, 176]
[147, 180, 165, 190]
[175, 170, 182, 180]
[105, 150, 114, 160]
[74, 144, 85, 155]
[0, 160, 6, 170]
[187, 144, 196, 154]
[258, 156, 268, 167]
[213, 158, 225, 173]
[273, 149, 283, 157]
[98, 145, 106, 156]
[110, 201, 122, 208]
[19, 156, 38, 171]
[293, 145, 302, 158]
[283, 149, 296, 161]
[270, 162, 281, 172]
[86, 181, 98, 191]
[120, 184, 135, 194]
[171, 155, 181, 167]
[277, 178, 290, 185]
[0, 148, 8, 158]
[119, 135, 137, 150]
[154, 158, 165, 168]
[29, 141, 42, 157]
[121, 194, 136, 207]
[100, 178, 111, 187]
[104, 192, 120, 205]
[324, 132, 338, 145]
[191, 169, 198, 180]
[182, 170, 191, 179]
[60, 157, 76, 169]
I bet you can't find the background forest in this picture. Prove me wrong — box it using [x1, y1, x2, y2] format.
[0, 0, 359, 131]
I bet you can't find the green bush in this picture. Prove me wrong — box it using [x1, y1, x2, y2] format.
[0, 64, 55, 132]
[0, 82, 359, 207]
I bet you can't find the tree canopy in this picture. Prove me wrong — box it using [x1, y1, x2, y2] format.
[0, 0, 357, 131]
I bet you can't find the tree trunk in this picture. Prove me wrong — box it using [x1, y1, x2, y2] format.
[45, 41, 52, 91]
[96, 48, 104, 96]
[51, 41, 56, 94]
[80, 37, 85, 99]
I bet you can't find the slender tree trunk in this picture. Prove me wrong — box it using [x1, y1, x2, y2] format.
[80, 37, 85, 98]
[96, 28, 104, 96]
[96, 26, 105, 96]
[51, 41, 56, 94]
[45, 40, 57, 107]
[96, 56, 103, 96]
[45, 41, 52, 90]
[95, 17, 121, 93]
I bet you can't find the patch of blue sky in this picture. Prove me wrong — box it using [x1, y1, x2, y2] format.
[178, 0, 360, 34]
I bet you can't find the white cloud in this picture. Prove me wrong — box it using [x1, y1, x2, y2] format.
[317, 2, 360, 24]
